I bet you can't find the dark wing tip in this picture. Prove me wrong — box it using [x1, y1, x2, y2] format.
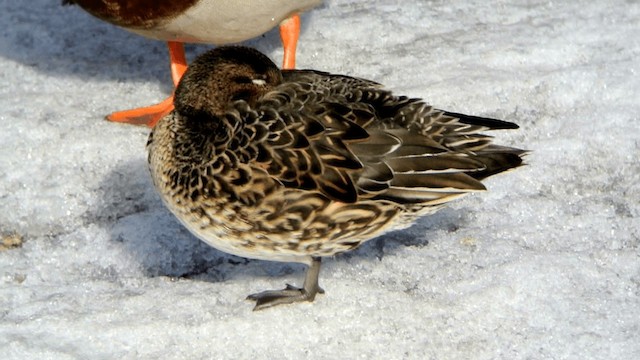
[442, 111, 520, 130]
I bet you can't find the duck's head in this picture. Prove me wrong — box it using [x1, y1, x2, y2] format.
[174, 46, 282, 118]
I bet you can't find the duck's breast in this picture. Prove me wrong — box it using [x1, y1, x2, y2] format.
[130, 0, 322, 43]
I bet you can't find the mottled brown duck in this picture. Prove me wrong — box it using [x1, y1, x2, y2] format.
[147, 46, 527, 310]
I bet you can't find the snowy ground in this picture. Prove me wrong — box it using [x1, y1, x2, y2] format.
[1, 0, 639, 359]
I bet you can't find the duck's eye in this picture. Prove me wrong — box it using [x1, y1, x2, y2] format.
[232, 76, 253, 84]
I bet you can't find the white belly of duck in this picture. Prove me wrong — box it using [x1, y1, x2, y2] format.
[130, 0, 322, 43]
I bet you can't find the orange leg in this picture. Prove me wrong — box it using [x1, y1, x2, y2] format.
[106, 41, 187, 127]
[167, 41, 188, 86]
[279, 14, 301, 69]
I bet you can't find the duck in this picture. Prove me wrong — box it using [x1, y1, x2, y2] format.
[146, 46, 527, 310]
[62, 0, 322, 127]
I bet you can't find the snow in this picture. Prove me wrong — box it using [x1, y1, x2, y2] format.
[1, 0, 639, 358]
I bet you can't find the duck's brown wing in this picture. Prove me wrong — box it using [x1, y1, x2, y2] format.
[250, 70, 525, 206]
[248, 72, 392, 203]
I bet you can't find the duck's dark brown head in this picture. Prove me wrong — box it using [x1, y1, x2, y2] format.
[174, 46, 282, 119]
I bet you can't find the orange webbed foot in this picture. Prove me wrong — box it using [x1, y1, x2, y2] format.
[106, 96, 175, 127]
[106, 42, 187, 127]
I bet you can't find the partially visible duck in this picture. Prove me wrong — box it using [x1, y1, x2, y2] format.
[147, 46, 527, 310]
[63, 0, 322, 126]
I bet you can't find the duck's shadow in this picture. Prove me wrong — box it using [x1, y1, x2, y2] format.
[87, 158, 251, 284]
[88, 158, 469, 285]
[89, 158, 309, 284]
[3, 0, 318, 93]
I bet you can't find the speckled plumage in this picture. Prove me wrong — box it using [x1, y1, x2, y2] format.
[147, 46, 526, 309]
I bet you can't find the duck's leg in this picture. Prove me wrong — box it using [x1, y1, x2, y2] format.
[106, 41, 187, 127]
[166, 41, 188, 86]
[279, 14, 301, 69]
[248, 256, 325, 311]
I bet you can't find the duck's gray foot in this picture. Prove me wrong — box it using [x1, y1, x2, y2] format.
[247, 257, 324, 311]
[247, 284, 324, 310]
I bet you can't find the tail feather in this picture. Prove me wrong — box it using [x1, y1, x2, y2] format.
[351, 105, 526, 207]
[467, 151, 525, 180]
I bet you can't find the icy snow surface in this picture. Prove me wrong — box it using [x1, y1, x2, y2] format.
[1, 0, 639, 359]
